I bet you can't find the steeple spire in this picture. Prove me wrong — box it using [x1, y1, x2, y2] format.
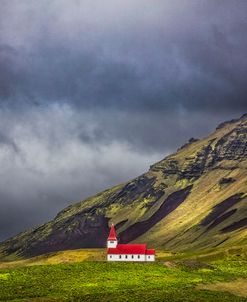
[108, 223, 117, 240]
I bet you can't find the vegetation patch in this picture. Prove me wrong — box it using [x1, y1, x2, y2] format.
[221, 218, 247, 233]
[200, 193, 244, 227]
[179, 260, 215, 270]
[206, 209, 237, 231]
[198, 279, 247, 298]
[0, 249, 105, 270]
[219, 177, 236, 186]
[0, 272, 10, 280]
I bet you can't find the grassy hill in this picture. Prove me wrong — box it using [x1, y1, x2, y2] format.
[0, 247, 247, 301]
[0, 113, 247, 258]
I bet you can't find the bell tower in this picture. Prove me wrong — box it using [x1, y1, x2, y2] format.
[107, 224, 118, 248]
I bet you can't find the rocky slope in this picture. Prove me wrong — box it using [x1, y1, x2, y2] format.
[1, 114, 247, 258]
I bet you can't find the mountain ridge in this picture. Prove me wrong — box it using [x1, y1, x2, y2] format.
[1, 113, 247, 258]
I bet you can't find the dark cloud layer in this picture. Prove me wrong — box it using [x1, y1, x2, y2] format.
[0, 1, 247, 240]
[1, 0, 247, 111]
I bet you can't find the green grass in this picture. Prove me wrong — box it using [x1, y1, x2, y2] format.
[0, 253, 247, 302]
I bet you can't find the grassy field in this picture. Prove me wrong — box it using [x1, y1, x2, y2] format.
[0, 248, 247, 301]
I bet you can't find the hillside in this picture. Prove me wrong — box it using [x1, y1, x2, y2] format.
[1, 114, 247, 258]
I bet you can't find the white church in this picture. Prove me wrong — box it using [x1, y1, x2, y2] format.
[106, 224, 155, 262]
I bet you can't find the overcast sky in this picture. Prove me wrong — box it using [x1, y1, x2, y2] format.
[0, 0, 247, 241]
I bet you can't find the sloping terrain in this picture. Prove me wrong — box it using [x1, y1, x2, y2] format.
[1, 251, 247, 302]
[0, 114, 247, 258]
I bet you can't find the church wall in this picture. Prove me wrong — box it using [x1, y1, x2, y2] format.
[146, 255, 155, 261]
[107, 254, 146, 261]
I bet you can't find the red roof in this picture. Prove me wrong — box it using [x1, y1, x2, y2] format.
[107, 244, 147, 255]
[108, 224, 117, 240]
[146, 249, 155, 255]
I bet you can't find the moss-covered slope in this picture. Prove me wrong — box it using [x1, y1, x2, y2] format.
[1, 114, 247, 257]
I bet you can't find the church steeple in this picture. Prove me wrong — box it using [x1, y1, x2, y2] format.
[107, 224, 118, 248]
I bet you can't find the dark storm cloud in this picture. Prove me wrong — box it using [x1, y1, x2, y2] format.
[0, 105, 163, 240]
[0, 0, 247, 240]
[1, 0, 247, 111]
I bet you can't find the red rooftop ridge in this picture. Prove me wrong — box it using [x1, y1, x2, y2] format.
[108, 244, 155, 255]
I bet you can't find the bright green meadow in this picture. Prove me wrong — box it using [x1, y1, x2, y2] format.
[0, 249, 247, 302]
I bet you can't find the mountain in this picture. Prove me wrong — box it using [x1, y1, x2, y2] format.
[1, 114, 247, 258]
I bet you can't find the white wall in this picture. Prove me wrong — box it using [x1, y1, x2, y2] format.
[146, 255, 155, 261]
[107, 254, 146, 262]
[107, 240, 118, 248]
